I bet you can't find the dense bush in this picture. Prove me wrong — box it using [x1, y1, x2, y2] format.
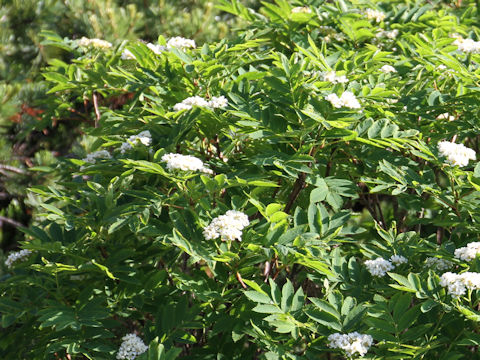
[3, 0, 480, 359]
[0, 0, 239, 252]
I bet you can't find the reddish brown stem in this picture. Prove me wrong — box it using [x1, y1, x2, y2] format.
[284, 173, 306, 214]
[236, 271, 247, 289]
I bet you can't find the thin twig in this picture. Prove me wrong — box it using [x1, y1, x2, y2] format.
[92, 92, 101, 128]
[0, 164, 26, 175]
[236, 271, 247, 289]
[284, 173, 306, 214]
[359, 192, 379, 224]
[212, 135, 224, 160]
[437, 227, 444, 245]
[325, 147, 336, 177]
[0, 216, 24, 228]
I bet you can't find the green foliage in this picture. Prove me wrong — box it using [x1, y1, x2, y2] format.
[0, 0, 239, 253]
[4, 0, 480, 359]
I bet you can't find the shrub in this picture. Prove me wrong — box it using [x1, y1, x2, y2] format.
[3, 0, 480, 359]
[0, 0, 237, 253]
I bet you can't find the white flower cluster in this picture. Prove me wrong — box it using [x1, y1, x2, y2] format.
[364, 8, 386, 23]
[365, 255, 407, 277]
[121, 42, 166, 60]
[147, 42, 166, 54]
[173, 95, 228, 112]
[121, 37, 193, 60]
[291, 6, 312, 14]
[77, 37, 112, 49]
[203, 210, 249, 241]
[173, 96, 209, 111]
[365, 258, 393, 277]
[82, 150, 111, 164]
[121, 49, 135, 60]
[323, 71, 348, 84]
[425, 257, 453, 271]
[120, 130, 152, 154]
[440, 272, 480, 299]
[436, 112, 455, 121]
[5, 249, 32, 268]
[455, 242, 480, 262]
[161, 153, 213, 174]
[386, 98, 399, 104]
[325, 91, 361, 109]
[318, 26, 345, 43]
[327, 332, 373, 357]
[166, 37, 196, 50]
[453, 37, 480, 54]
[437, 141, 476, 167]
[380, 65, 396, 73]
[376, 29, 399, 39]
[390, 255, 408, 265]
[208, 96, 229, 109]
[116, 333, 148, 360]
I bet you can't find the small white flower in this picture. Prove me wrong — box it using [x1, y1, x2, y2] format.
[436, 113, 455, 121]
[460, 272, 480, 289]
[339, 91, 361, 109]
[380, 65, 396, 73]
[436, 64, 447, 71]
[77, 37, 112, 49]
[455, 242, 480, 262]
[167, 37, 196, 50]
[453, 37, 480, 54]
[146, 43, 166, 54]
[440, 271, 480, 299]
[82, 150, 111, 164]
[323, 71, 349, 84]
[328, 332, 373, 357]
[136, 131, 152, 146]
[161, 153, 212, 174]
[208, 96, 229, 109]
[376, 29, 399, 39]
[325, 93, 343, 108]
[390, 255, 408, 265]
[437, 141, 476, 167]
[173, 96, 210, 112]
[120, 130, 152, 154]
[425, 257, 453, 271]
[291, 6, 312, 14]
[440, 272, 466, 299]
[365, 8, 386, 23]
[365, 257, 394, 277]
[326, 91, 362, 110]
[173, 95, 227, 111]
[121, 49, 135, 60]
[386, 98, 399, 104]
[116, 333, 148, 360]
[203, 210, 249, 241]
[5, 249, 32, 268]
